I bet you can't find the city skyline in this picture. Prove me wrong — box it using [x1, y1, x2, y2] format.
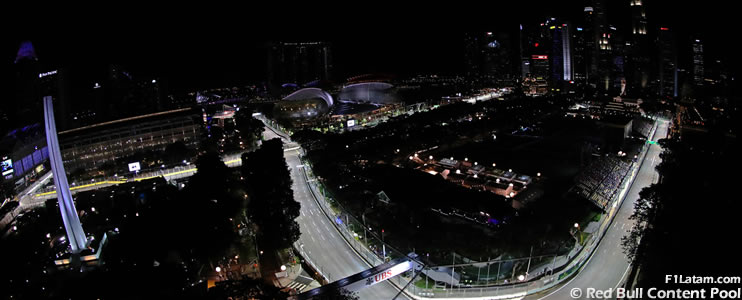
[2, 1, 737, 94]
[0, 4, 737, 300]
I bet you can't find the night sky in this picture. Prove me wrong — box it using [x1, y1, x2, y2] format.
[2, 2, 735, 93]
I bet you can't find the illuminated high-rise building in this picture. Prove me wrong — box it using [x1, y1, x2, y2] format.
[630, 0, 648, 36]
[691, 38, 705, 86]
[465, 31, 516, 86]
[520, 21, 553, 81]
[627, 0, 651, 95]
[573, 26, 588, 84]
[548, 21, 574, 93]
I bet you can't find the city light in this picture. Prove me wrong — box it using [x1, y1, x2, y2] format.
[1, 17, 719, 300]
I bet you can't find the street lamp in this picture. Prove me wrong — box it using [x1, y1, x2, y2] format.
[280, 265, 287, 271]
[215, 266, 221, 272]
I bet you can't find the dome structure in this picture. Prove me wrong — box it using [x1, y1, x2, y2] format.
[275, 88, 333, 119]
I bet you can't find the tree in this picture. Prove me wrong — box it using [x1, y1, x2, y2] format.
[164, 141, 193, 165]
[234, 109, 265, 150]
[242, 138, 301, 250]
[178, 151, 245, 262]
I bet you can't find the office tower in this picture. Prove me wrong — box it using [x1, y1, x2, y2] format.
[550, 22, 573, 91]
[627, 0, 651, 95]
[464, 33, 482, 79]
[691, 38, 704, 86]
[466, 32, 515, 86]
[573, 26, 588, 84]
[521, 21, 553, 81]
[657, 27, 678, 99]
[589, 0, 613, 93]
[630, 0, 648, 36]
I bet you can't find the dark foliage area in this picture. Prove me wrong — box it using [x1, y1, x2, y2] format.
[623, 127, 739, 289]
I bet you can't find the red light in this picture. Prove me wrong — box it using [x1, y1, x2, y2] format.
[382, 229, 385, 233]
[534, 43, 539, 47]
[660, 27, 669, 31]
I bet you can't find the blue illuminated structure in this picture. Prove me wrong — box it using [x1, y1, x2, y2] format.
[15, 41, 38, 63]
[44, 96, 88, 253]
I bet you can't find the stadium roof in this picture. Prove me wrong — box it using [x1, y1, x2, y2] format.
[338, 82, 398, 104]
[283, 88, 334, 107]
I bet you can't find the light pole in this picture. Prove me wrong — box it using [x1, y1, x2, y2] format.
[382, 228, 386, 261]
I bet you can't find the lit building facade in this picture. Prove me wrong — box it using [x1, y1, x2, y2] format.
[58, 108, 202, 172]
[692, 38, 705, 86]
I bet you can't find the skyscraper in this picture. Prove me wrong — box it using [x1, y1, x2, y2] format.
[573, 26, 589, 85]
[267, 41, 333, 90]
[691, 38, 705, 86]
[465, 31, 515, 86]
[657, 27, 678, 99]
[630, 0, 648, 36]
[550, 21, 573, 92]
[520, 22, 552, 81]
[590, 0, 613, 93]
[627, 0, 651, 95]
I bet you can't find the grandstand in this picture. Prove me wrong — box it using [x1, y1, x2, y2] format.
[571, 155, 632, 210]
[632, 117, 654, 138]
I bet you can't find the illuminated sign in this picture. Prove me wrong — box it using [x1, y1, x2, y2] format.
[344, 260, 412, 292]
[347, 119, 356, 127]
[532, 55, 548, 60]
[365, 261, 410, 287]
[577, 27, 583, 31]
[128, 162, 141, 172]
[1, 159, 13, 176]
[38, 70, 58, 78]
